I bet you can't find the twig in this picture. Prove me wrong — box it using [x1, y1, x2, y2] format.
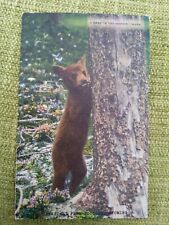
[20, 130, 25, 142]
[17, 149, 52, 159]
[15, 186, 23, 215]
[19, 118, 48, 123]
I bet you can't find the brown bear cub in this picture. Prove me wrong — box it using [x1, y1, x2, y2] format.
[52, 58, 92, 195]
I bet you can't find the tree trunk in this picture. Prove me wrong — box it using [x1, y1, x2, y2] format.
[76, 15, 149, 218]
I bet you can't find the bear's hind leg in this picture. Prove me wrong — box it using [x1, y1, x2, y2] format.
[69, 158, 87, 195]
[52, 170, 68, 191]
[52, 144, 69, 192]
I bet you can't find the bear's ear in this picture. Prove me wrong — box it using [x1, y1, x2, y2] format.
[53, 65, 65, 76]
[77, 57, 85, 65]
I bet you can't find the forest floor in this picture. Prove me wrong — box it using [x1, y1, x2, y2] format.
[15, 68, 93, 219]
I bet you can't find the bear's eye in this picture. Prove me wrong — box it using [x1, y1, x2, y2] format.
[70, 73, 77, 81]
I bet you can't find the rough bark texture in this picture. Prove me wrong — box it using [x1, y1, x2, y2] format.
[76, 15, 149, 218]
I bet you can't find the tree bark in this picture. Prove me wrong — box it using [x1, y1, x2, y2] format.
[76, 15, 149, 218]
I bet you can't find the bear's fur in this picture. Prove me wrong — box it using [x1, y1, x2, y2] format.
[52, 58, 92, 195]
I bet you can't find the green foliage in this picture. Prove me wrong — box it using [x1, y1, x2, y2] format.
[19, 202, 48, 219]
[84, 138, 93, 155]
[50, 195, 66, 203]
[21, 13, 88, 71]
[75, 210, 100, 219]
[17, 188, 70, 219]
[15, 189, 20, 207]
[34, 130, 52, 142]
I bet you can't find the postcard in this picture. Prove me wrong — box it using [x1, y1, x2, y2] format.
[15, 13, 150, 219]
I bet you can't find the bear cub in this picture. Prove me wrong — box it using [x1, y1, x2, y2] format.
[52, 58, 92, 195]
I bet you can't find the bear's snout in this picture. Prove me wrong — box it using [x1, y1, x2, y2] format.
[80, 79, 90, 87]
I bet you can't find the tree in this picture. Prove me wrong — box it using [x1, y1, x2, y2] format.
[75, 15, 149, 218]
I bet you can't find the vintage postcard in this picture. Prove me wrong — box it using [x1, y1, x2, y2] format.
[15, 13, 150, 219]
